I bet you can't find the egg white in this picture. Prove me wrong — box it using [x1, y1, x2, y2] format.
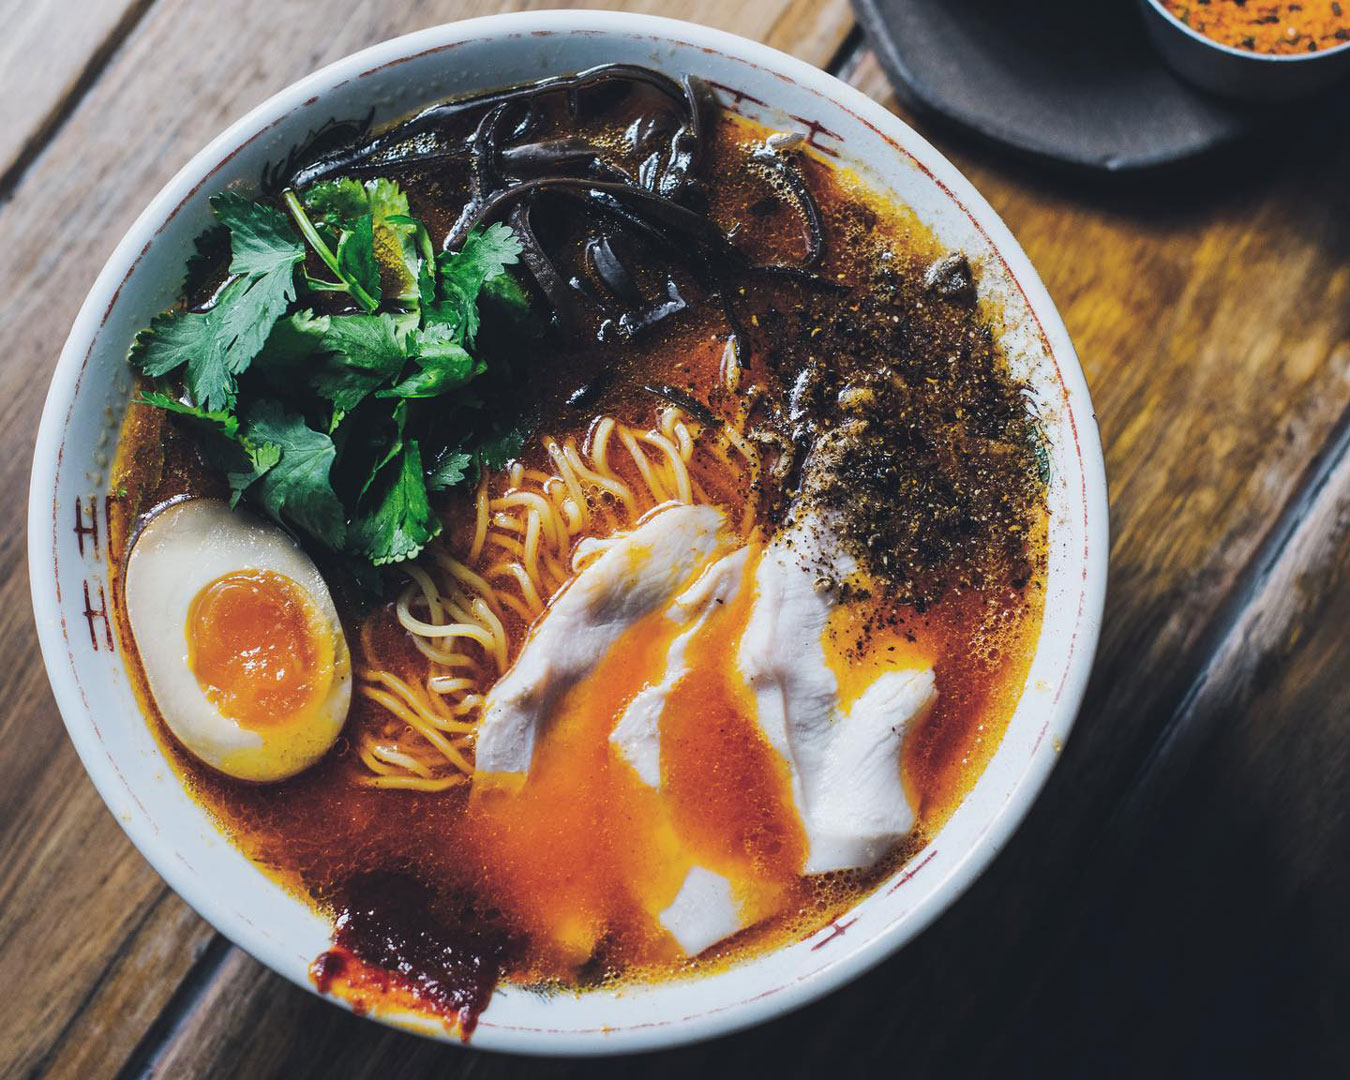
[125, 498, 351, 782]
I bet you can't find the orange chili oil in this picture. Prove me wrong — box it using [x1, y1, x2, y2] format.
[108, 81, 1048, 1037]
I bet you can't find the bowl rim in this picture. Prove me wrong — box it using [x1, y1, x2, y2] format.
[28, 9, 1109, 1056]
[1141, 0, 1350, 63]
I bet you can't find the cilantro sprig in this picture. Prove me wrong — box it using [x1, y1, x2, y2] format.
[129, 178, 531, 571]
[131, 194, 306, 411]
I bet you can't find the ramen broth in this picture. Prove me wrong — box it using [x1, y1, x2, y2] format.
[109, 78, 1047, 1033]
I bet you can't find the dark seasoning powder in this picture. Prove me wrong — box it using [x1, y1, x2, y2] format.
[705, 148, 1046, 625]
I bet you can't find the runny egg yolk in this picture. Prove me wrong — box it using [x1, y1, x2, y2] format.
[186, 569, 333, 729]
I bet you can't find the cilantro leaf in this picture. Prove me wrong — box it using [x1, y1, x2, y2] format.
[351, 439, 441, 565]
[431, 223, 524, 345]
[300, 178, 420, 304]
[426, 450, 473, 492]
[365, 179, 410, 223]
[130, 197, 304, 411]
[379, 350, 475, 399]
[301, 179, 367, 227]
[213, 195, 306, 372]
[241, 400, 346, 547]
[449, 221, 524, 286]
[269, 308, 330, 356]
[478, 423, 529, 471]
[335, 212, 381, 304]
[131, 181, 532, 581]
[330, 397, 408, 510]
[394, 212, 438, 306]
[250, 309, 331, 396]
[139, 389, 239, 437]
[140, 390, 279, 505]
[230, 441, 282, 504]
[322, 311, 410, 370]
[378, 325, 479, 399]
[263, 308, 330, 365]
[366, 180, 418, 289]
[282, 188, 379, 313]
[213, 269, 297, 374]
[130, 306, 232, 412]
[369, 190, 420, 301]
[213, 192, 306, 279]
[480, 268, 535, 322]
[357, 399, 408, 501]
[311, 313, 411, 412]
[417, 259, 436, 306]
[421, 297, 472, 345]
[131, 309, 217, 378]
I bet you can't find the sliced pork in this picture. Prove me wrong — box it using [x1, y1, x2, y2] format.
[610, 545, 752, 788]
[658, 866, 745, 957]
[475, 504, 729, 775]
[739, 528, 936, 873]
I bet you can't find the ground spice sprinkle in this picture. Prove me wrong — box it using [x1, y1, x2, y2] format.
[1161, 0, 1350, 54]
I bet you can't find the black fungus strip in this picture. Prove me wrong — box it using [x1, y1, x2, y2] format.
[507, 200, 577, 328]
[499, 137, 634, 184]
[469, 102, 515, 208]
[452, 177, 730, 253]
[640, 383, 721, 428]
[585, 236, 643, 305]
[615, 280, 689, 339]
[751, 143, 825, 269]
[287, 63, 696, 190]
[287, 63, 844, 341]
[262, 111, 376, 193]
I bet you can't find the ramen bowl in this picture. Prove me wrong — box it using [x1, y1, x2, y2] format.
[29, 11, 1107, 1056]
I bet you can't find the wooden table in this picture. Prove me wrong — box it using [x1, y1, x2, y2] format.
[2, 2, 1347, 1076]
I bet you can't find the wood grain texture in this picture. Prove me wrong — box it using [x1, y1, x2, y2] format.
[3, 6, 1349, 1079]
[0, 0, 152, 191]
[143, 46, 1350, 1080]
[34, 891, 218, 1080]
[962, 412, 1350, 1075]
[85, 46, 1350, 1080]
[0, 4, 848, 1080]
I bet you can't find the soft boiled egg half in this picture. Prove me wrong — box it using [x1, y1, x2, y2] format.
[125, 499, 351, 782]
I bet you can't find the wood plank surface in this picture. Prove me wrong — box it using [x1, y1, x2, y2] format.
[93, 42, 1350, 1080]
[34, 894, 219, 1080]
[965, 415, 1350, 1075]
[0, 0, 151, 192]
[0, 5, 849, 1080]
[125, 45, 1350, 1079]
[2, 4, 1348, 1078]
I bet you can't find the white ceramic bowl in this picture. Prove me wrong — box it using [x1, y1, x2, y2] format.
[29, 11, 1108, 1056]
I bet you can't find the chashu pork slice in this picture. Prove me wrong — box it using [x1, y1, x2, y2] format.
[475, 504, 728, 776]
[609, 546, 755, 957]
[659, 866, 744, 957]
[739, 527, 937, 874]
[610, 545, 752, 789]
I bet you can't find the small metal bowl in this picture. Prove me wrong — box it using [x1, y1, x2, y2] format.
[1139, 0, 1350, 100]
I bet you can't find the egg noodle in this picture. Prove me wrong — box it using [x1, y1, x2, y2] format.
[353, 396, 761, 791]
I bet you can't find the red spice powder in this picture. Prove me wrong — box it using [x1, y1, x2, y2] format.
[1161, 0, 1350, 54]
